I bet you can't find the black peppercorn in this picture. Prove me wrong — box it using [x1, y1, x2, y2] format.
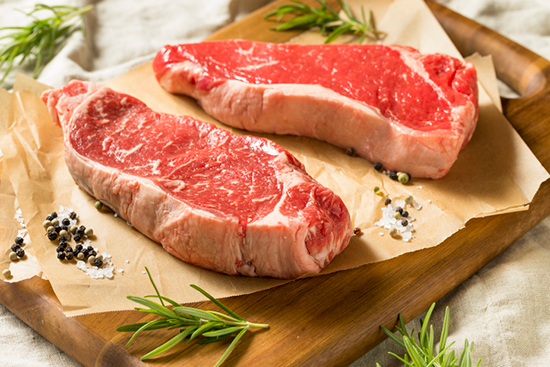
[389, 171, 398, 180]
[384, 198, 391, 205]
[402, 211, 409, 218]
[374, 162, 383, 171]
[73, 233, 82, 242]
[77, 225, 86, 234]
[401, 219, 409, 227]
[82, 250, 89, 257]
[61, 225, 69, 232]
[346, 147, 355, 156]
[396, 207, 403, 214]
[54, 225, 61, 233]
[65, 252, 74, 260]
[353, 227, 362, 235]
[14, 236, 24, 245]
[89, 250, 97, 257]
[87, 245, 94, 251]
[51, 212, 58, 219]
[94, 258, 103, 267]
[56, 246, 65, 253]
[62, 218, 70, 226]
[57, 252, 65, 260]
[59, 242, 67, 250]
[75, 244, 83, 252]
[65, 246, 73, 253]
[46, 215, 54, 221]
[69, 212, 77, 220]
[11, 243, 21, 252]
[58, 236, 67, 243]
[47, 231, 58, 241]
[16, 248, 25, 257]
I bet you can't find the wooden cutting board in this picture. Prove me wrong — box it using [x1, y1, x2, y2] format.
[2, 1, 550, 366]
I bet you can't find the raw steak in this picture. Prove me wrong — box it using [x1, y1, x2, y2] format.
[153, 40, 479, 179]
[41, 80, 352, 279]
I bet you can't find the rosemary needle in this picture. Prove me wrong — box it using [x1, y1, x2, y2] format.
[117, 267, 269, 367]
[378, 303, 482, 367]
[264, 0, 385, 44]
[0, 3, 93, 85]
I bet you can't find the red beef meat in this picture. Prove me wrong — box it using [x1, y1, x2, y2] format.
[153, 40, 479, 179]
[41, 80, 352, 279]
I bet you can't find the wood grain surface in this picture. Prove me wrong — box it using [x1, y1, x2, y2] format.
[2, 1, 550, 366]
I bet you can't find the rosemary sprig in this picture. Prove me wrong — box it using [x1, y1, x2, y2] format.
[264, 0, 385, 44]
[377, 303, 482, 367]
[0, 3, 93, 85]
[117, 267, 269, 366]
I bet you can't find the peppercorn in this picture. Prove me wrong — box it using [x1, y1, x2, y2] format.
[401, 219, 408, 227]
[65, 252, 74, 260]
[16, 248, 25, 258]
[81, 250, 89, 257]
[59, 230, 68, 239]
[69, 225, 78, 234]
[353, 227, 362, 235]
[56, 246, 65, 253]
[50, 211, 58, 219]
[61, 225, 69, 232]
[54, 225, 61, 233]
[69, 211, 77, 220]
[389, 228, 398, 238]
[396, 207, 403, 214]
[346, 147, 355, 156]
[14, 236, 24, 245]
[47, 231, 58, 241]
[57, 252, 66, 260]
[84, 228, 94, 237]
[88, 256, 96, 265]
[59, 242, 67, 250]
[76, 225, 86, 235]
[73, 233, 82, 242]
[402, 211, 409, 218]
[389, 171, 398, 180]
[384, 198, 391, 205]
[77, 252, 85, 260]
[61, 218, 70, 226]
[374, 162, 383, 171]
[87, 245, 94, 252]
[404, 195, 413, 204]
[95, 201, 103, 210]
[373, 186, 383, 196]
[89, 250, 97, 257]
[43, 220, 52, 229]
[397, 172, 410, 184]
[51, 218, 60, 226]
[393, 212, 401, 219]
[75, 244, 83, 252]
[94, 258, 103, 267]
[11, 243, 20, 252]
[47, 225, 55, 233]
[46, 215, 54, 221]
[3, 269, 11, 278]
[9, 252, 18, 261]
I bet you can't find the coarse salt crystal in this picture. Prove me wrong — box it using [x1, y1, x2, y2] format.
[125, 259, 129, 264]
[379, 232, 384, 236]
[427, 199, 432, 203]
[118, 269, 124, 274]
[417, 186, 423, 189]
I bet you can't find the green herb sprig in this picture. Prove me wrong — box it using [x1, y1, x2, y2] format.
[0, 3, 93, 85]
[264, 0, 385, 44]
[117, 267, 269, 367]
[377, 303, 482, 367]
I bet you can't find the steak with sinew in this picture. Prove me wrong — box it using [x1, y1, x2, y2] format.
[41, 80, 352, 279]
[153, 40, 479, 179]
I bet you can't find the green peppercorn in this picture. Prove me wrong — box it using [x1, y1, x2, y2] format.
[393, 212, 401, 219]
[373, 186, 383, 196]
[69, 225, 78, 234]
[59, 230, 69, 238]
[404, 195, 413, 204]
[397, 172, 409, 184]
[3, 269, 11, 278]
[43, 220, 52, 229]
[47, 225, 55, 233]
[77, 252, 85, 260]
[9, 252, 18, 261]
[84, 228, 94, 237]
[88, 256, 96, 265]
[389, 228, 398, 238]
[95, 201, 103, 210]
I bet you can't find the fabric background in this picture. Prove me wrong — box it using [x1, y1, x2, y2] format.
[1, 0, 549, 366]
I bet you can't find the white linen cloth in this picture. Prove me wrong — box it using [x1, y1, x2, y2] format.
[1, 0, 549, 366]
